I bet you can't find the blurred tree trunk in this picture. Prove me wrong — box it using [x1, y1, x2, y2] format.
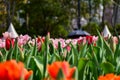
[3, 0, 16, 28]
[3, 0, 11, 28]
[113, 0, 119, 27]
[11, 1, 15, 22]
[26, 13, 29, 30]
[102, 1, 106, 27]
[89, 0, 92, 22]
[26, 0, 29, 30]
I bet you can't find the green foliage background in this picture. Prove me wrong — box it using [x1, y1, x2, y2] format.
[0, 0, 120, 37]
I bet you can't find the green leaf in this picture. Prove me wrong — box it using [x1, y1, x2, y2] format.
[67, 52, 73, 63]
[32, 56, 43, 77]
[78, 58, 88, 80]
[74, 68, 78, 80]
[0, 48, 7, 61]
[58, 42, 63, 56]
[71, 44, 78, 66]
[96, 30, 104, 49]
[89, 45, 99, 66]
[12, 39, 19, 61]
[33, 39, 37, 56]
[0, 51, 3, 62]
[54, 52, 62, 61]
[114, 41, 120, 61]
[18, 46, 25, 61]
[49, 42, 55, 54]
[115, 57, 120, 74]
[88, 61, 98, 80]
[79, 43, 88, 58]
[39, 42, 45, 56]
[28, 74, 33, 80]
[43, 35, 49, 78]
[25, 40, 37, 68]
[101, 62, 114, 74]
[7, 46, 14, 60]
[103, 39, 114, 63]
[57, 68, 64, 80]
[93, 46, 103, 64]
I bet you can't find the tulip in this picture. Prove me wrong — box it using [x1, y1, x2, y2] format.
[111, 36, 118, 52]
[0, 60, 33, 80]
[2, 32, 11, 39]
[0, 39, 5, 48]
[37, 36, 45, 51]
[37, 36, 45, 43]
[77, 39, 83, 44]
[98, 73, 120, 80]
[66, 45, 71, 52]
[5, 38, 15, 50]
[86, 36, 93, 45]
[18, 34, 31, 47]
[47, 61, 76, 80]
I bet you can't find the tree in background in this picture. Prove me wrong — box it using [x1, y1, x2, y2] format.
[0, 0, 119, 37]
[0, 0, 6, 35]
[0, 0, 24, 36]
[17, 0, 78, 38]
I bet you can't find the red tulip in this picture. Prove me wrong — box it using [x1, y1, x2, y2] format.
[37, 37, 45, 51]
[77, 39, 83, 44]
[47, 61, 76, 80]
[86, 36, 93, 45]
[37, 36, 45, 43]
[5, 38, 15, 50]
[0, 60, 33, 80]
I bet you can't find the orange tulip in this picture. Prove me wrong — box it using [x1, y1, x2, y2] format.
[98, 73, 120, 80]
[47, 61, 76, 80]
[0, 60, 33, 80]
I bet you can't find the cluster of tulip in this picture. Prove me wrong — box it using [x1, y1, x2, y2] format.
[0, 31, 119, 80]
[1, 32, 118, 51]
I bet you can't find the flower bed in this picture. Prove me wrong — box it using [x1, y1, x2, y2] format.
[0, 32, 119, 80]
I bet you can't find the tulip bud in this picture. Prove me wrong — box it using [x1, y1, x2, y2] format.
[5, 38, 14, 50]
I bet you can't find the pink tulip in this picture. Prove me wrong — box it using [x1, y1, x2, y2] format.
[66, 45, 71, 52]
[2, 32, 11, 39]
[18, 34, 31, 46]
[0, 39, 5, 48]
[112, 36, 118, 44]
